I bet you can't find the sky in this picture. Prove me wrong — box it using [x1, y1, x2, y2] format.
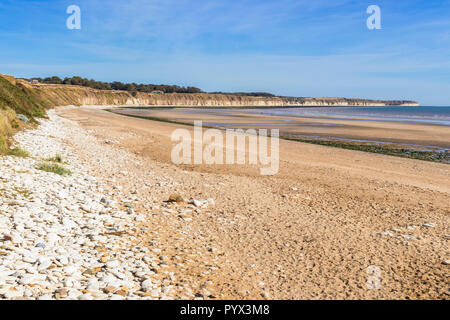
[1, 0, 450, 105]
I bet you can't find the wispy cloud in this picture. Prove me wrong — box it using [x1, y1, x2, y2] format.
[0, 0, 449, 104]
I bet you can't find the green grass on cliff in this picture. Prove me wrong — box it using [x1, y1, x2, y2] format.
[0, 76, 50, 117]
[0, 76, 50, 154]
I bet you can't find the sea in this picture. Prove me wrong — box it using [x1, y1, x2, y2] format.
[206, 106, 450, 126]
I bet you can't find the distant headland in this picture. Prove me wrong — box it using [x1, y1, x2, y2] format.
[6, 74, 419, 107]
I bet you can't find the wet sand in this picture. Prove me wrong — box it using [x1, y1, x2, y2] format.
[57, 106, 450, 299]
[112, 107, 450, 150]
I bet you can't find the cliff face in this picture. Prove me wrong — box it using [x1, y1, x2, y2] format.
[26, 80, 419, 107]
[0, 75, 52, 152]
[0, 73, 419, 153]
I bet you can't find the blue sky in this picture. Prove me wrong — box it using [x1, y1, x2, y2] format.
[1, 0, 450, 105]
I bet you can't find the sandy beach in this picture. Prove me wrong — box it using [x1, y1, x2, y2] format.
[2, 0, 450, 305]
[112, 107, 450, 151]
[53, 105, 449, 299]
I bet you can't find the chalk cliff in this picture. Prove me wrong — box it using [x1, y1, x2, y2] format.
[18, 78, 418, 108]
[0, 73, 419, 153]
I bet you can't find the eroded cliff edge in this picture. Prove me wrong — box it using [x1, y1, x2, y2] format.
[9, 76, 418, 108]
[0, 73, 419, 152]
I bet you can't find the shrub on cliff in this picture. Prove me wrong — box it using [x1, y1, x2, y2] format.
[0, 76, 50, 118]
[0, 75, 51, 154]
[42, 75, 204, 94]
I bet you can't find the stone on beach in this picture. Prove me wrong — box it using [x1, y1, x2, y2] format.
[167, 194, 184, 203]
[0, 110, 173, 300]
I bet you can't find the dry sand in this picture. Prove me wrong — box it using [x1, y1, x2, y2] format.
[56, 106, 450, 300]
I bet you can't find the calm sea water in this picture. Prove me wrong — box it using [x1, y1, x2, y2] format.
[237, 106, 450, 126]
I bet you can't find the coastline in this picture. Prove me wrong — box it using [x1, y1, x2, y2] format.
[108, 106, 450, 163]
[62, 106, 449, 299]
[5, 74, 420, 108]
[1, 105, 448, 300]
[2, 0, 450, 305]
